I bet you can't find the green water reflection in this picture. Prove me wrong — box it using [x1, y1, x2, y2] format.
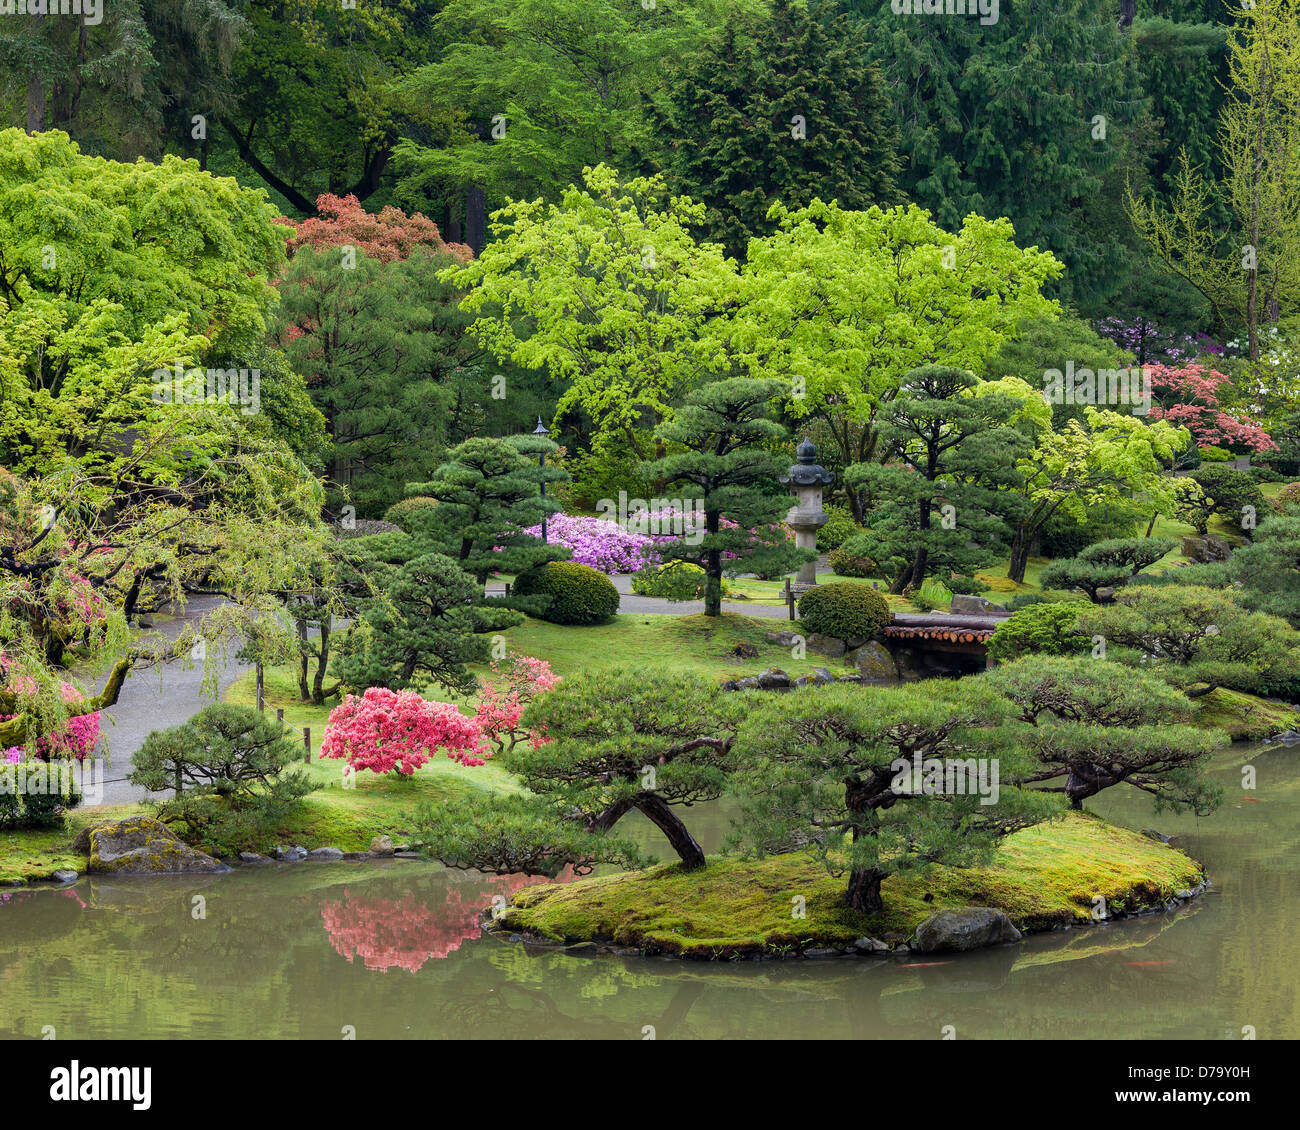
[1, 742, 1296, 1039]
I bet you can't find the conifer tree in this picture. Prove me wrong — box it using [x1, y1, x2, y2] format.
[642, 378, 811, 616]
[654, 0, 901, 259]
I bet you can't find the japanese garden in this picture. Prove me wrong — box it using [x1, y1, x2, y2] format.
[1, 0, 1299, 1049]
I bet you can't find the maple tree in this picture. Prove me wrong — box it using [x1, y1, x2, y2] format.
[1146, 363, 1276, 452]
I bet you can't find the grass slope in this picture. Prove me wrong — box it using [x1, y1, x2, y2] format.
[497, 812, 1204, 957]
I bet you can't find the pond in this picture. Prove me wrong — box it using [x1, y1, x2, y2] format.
[1, 741, 1296, 1040]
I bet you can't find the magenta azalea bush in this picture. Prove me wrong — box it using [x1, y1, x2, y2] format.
[321, 687, 486, 775]
[2, 681, 101, 764]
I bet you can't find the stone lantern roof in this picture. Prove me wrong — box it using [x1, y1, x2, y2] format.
[780, 437, 834, 488]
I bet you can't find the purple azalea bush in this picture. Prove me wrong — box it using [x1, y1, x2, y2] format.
[524, 511, 795, 574]
[1095, 317, 1223, 365]
[522, 514, 661, 573]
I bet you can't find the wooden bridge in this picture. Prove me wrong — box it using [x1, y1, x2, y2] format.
[881, 612, 1010, 675]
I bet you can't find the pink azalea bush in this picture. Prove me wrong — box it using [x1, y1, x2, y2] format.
[472, 653, 558, 756]
[321, 687, 486, 776]
[1, 657, 100, 763]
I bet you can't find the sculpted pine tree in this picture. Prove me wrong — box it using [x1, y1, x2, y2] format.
[642, 378, 811, 616]
[984, 657, 1226, 812]
[416, 669, 744, 873]
[842, 366, 1028, 592]
[734, 681, 1053, 915]
[405, 435, 570, 584]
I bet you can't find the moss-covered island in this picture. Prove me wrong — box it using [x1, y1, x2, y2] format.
[491, 813, 1206, 958]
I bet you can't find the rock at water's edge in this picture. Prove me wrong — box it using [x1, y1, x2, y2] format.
[913, 907, 1022, 953]
[80, 817, 231, 875]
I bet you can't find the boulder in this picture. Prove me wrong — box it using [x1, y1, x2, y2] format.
[80, 817, 231, 876]
[369, 834, 395, 856]
[307, 847, 344, 861]
[275, 845, 307, 862]
[1181, 534, 1232, 563]
[851, 936, 888, 954]
[765, 631, 801, 647]
[238, 852, 272, 865]
[844, 641, 898, 682]
[806, 633, 847, 658]
[950, 594, 1009, 616]
[51, 869, 78, 884]
[913, 907, 1022, 953]
[794, 667, 837, 688]
[1141, 828, 1173, 844]
[756, 667, 791, 690]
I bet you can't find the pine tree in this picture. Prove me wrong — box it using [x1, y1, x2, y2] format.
[406, 435, 569, 584]
[842, 367, 1028, 593]
[654, 0, 900, 259]
[642, 378, 811, 616]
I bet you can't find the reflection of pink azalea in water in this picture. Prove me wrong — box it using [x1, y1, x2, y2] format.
[320, 872, 562, 973]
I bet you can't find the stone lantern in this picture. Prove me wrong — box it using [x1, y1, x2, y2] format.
[780, 437, 834, 590]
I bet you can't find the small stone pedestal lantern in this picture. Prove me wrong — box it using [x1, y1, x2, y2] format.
[780, 437, 834, 592]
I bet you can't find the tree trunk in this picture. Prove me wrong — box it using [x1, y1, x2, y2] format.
[635, 794, 706, 870]
[465, 184, 486, 255]
[312, 618, 331, 704]
[26, 70, 46, 134]
[296, 619, 310, 701]
[1007, 522, 1032, 584]
[704, 509, 722, 617]
[846, 866, 884, 914]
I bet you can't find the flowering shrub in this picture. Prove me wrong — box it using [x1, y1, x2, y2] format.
[1095, 317, 1223, 364]
[473, 653, 557, 755]
[1145, 363, 1275, 453]
[520, 513, 658, 573]
[2, 680, 100, 764]
[321, 687, 485, 776]
[523, 510, 796, 573]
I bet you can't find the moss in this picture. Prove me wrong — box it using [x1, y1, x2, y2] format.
[1192, 687, 1300, 742]
[496, 812, 1204, 958]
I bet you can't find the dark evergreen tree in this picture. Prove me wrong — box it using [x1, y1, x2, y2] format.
[842, 367, 1028, 593]
[653, 0, 901, 259]
[641, 378, 812, 616]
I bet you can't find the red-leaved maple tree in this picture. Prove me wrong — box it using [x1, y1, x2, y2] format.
[1146, 363, 1276, 453]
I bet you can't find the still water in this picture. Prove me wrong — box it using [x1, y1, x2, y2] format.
[1, 742, 1296, 1040]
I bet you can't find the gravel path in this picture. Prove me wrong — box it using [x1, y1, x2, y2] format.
[88, 596, 253, 806]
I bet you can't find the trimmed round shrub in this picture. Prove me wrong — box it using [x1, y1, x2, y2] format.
[797, 582, 890, 643]
[1275, 481, 1300, 513]
[384, 496, 439, 531]
[1189, 465, 1267, 531]
[514, 561, 620, 625]
[630, 560, 729, 601]
[816, 506, 859, 553]
[1198, 445, 1233, 462]
[828, 544, 876, 578]
[986, 602, 1088, 662]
